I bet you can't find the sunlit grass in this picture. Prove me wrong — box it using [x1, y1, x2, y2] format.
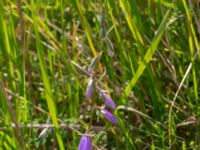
[0, 0, 200, 149]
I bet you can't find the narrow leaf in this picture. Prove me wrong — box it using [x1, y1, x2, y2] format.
[122, 9, 171, 101]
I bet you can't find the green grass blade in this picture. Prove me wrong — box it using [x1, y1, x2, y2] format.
[71, 0, 97, 56]
[0, 1, 16, 91]
[182, 0, 199, 52]
[119, 0, 144, 49]
[183, 0, 199, 100]
[122, 9, 171, 101]
[30, 1, 64, 149]
[189, 34, 198, 101]
[0, 83, 25, 149]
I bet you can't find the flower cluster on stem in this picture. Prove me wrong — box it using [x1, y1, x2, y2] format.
[78, 53, 118, 150]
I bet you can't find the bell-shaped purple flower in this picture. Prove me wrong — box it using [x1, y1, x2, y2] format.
[100, 108, 118, 124]
[101, 91, 116, 109]
[78, 134, 92, 150]
[86, 78, 94, 100]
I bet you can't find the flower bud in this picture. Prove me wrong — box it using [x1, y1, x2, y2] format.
[100, 108, 118, 124]
[78, 134, 92, 150]
[101, 91, 116, 109]
[88, 52, 102, 74]
[86, 78, 94, 100]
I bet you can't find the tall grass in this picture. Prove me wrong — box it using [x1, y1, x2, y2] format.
[0, 0, 200, 149]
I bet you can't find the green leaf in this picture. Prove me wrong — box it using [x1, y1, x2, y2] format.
[122, 9, 171, 102]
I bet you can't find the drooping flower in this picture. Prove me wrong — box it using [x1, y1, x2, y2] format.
[100, 108, 118, 124]
[78, 134, 92, 150]
[101, 91, 116, 109]
[86, 78, 94, 100]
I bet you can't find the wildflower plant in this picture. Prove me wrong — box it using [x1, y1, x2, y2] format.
[78, 52, 118, 149]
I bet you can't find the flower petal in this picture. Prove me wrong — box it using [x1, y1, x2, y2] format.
[78, 134, 92, 150]
[101, 91, 116, 109]
[100, 108, 118, 124]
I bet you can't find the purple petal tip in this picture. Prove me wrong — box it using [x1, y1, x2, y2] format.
[78, 134, 92, 150]
[101, 108, 118, 124]
[102, 91, 116, 109]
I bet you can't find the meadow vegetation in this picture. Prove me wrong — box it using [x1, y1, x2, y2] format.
[0, 0, 200, 149]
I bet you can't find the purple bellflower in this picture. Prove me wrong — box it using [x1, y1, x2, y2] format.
[86, 78, 94, 100]
[78, 134, 92, 150]
[101, 91, 116, 109]
[100, 108, 118, 124]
